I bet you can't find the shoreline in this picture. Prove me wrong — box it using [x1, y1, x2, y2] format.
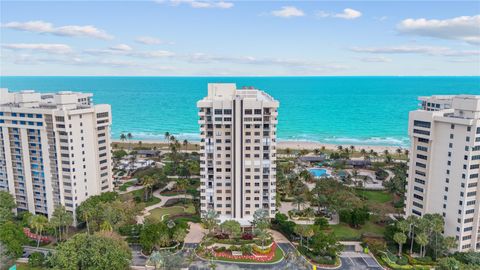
[112, 139, 405, 153]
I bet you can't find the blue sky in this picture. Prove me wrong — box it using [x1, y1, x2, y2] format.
[1, 0, 479, 75]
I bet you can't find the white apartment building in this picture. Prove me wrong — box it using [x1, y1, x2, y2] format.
[405, 95, 480, 251]
[0, 89, 113, 219]
[197, 84, 279, 225]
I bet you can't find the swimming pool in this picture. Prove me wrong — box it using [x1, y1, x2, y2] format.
[308, 168, 330, 178]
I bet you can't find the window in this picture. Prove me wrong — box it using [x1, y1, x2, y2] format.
[414, 120, 431, 128]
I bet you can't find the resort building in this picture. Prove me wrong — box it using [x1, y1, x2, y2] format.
[197, 84, 279, 225]
[405, 95, 480, 252]
[0, 89, 113, 219]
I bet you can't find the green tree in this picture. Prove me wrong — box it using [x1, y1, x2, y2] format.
[147, 251, 163, 270]
[293, 195, 306, 211]
[51, 205, 73, 241]
[142, 175, 156, 201]
[120, 133, 127, 142]
[176, 177, 189, 203]
[310, 230, 343, 258]
[415, 232, 429, 257]
[406, 215, 418, 254]
[220, 220, 241, 238]
[0, 191, 16, 224]
[29, 214, 49, 249]
[49, 232, 131, 270]
[0, 221, 28, 260]
[393, 232, 407, 256]
[202, 209, 219, 235]
[437, 257, 461, 270]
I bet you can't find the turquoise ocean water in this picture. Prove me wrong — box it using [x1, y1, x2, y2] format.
[1, 76, 479, 147]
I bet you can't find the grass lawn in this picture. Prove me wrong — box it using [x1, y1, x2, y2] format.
[118, 181, 134, 191]
[16, 263, 45, 270]
[330, 221, 386, 241]
[149, 204, 195, 220]
[357, 190, 393, 203]
[119, 187, 161, 206]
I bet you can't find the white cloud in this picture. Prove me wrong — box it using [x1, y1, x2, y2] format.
[160, 0, 233, 9]
[317, 8, 362, 20]
[358, 56, 392, 63]
[2, 20, 113, 40]
[397, 15, 480, 45]
[109, 44, 133, 51]
[2, 43, 73, 54]
[350, 45, 479, 58]
[271, 6, 305, 18]
[136, 36, 163, 45]
[350, 45, 450, 54]
[84, 47, 174, 58]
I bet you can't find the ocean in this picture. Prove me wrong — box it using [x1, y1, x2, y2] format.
[1, 76, 479, 147]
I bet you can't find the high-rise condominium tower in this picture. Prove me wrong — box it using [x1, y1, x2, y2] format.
[405, 95, 480, 251]
[0, 89, 113, 219]
[197, 84, 279, 225]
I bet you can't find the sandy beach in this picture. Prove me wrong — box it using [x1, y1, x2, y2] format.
[112, 139, 404, 153]
[276, 140, 404, 153]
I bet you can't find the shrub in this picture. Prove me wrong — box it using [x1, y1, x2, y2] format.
[253, 244, 271, 254]
[314, 217, 330, 229]
[397, 256, 409, 265]
[241, 233, 253, 240]
[29, 252, 45, 267]
[240, 244, 252, 255]
[215, 246, 226, 252]
[362, 237, 386, 254]
[375, 169, 389, 180]
[453, 251, 480, 266]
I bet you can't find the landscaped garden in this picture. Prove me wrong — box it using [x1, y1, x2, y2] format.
[195, 209, 285, 264]
[149, 204, 196, 221]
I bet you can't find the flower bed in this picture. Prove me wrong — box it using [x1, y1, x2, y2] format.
[23, 228, 50, 244]
[211, 242, 278, 262]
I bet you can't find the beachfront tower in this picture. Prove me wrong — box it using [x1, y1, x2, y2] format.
[197, 84, 279, 225]
[0, 89, 113, 220]
[405, 95, 480, 252]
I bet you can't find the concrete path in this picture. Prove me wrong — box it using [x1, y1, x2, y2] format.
[135, 181, 194, 224]
[185, 222, 206, 244]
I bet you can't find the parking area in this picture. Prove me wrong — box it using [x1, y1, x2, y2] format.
[338, 253, 383, 270]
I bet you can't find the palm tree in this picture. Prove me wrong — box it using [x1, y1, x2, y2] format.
[202, 209, 219, 235]
[394, 232, 407, 256]
[82, 210, 92, 234]
[183, 139, 188, 151]
[360, 149, 367, 158]
[293, 195, 306, 211]
[337, 145, 343, 151]
[176, 178, 189, 203]
[119, 133, 127, 142]
[415, 232, 429, 257]
[164, 132, 170, 143]
[29, 214, 49, 249]
[147, 251, 163, 270]
[127, 132, 133, 141]
[383, 149, 389, 156]
[142, 175, 156, 201]
[406, 215, 418, 254]
[52, 205, 73, 241]
[396, 148, 402, 155]
[313, 148, 320, 155]
[350, 145, 355, 152]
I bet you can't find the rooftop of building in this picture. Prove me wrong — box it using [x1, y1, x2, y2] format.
[0, 88, 94, 110]
[200, 83, 277, 103]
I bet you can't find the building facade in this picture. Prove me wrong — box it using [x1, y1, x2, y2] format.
[405, 95, 480, 251]
[197, 84, 279, 225]
[0, 89, 113, 219]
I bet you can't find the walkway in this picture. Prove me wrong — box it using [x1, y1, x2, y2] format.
[136, 181, 192, 224]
